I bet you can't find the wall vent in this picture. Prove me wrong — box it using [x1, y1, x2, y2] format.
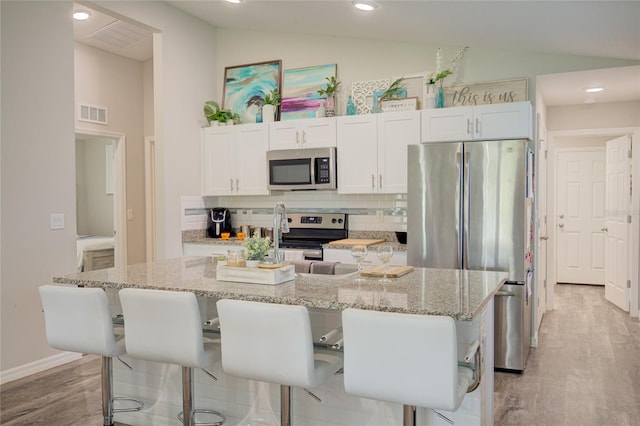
[79, 103, 108, 125]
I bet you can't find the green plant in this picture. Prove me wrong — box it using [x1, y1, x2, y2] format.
[243, 232, 272, 261]
[317, 76, 341, 99]
[262, 89, 281, 106]
[203, 101, 240, 124]
[378, 78, 406, 103]
[426, 46, 469, 84]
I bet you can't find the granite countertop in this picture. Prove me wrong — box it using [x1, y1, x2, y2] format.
[184, 237, 407, 252]
[53, 257, 506, 321]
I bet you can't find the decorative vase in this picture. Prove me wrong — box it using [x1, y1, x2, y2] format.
[325, 96, 335, 117]
[262, 104, 276, 123]
[425, 84, 437, 109]
[436, 82, 445, 108]
[246, 260, 260, 268]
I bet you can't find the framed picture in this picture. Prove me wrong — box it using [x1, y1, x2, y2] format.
[281, 64, 337, 120]
[223, 60, 282, 124]
[380, 96, 418, 113]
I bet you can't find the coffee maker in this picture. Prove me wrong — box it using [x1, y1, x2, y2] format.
[207, 208, 233, 238]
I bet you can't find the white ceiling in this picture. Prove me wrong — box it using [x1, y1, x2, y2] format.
[74, 0, 640, 107]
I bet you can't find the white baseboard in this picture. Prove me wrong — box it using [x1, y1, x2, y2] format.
[0, 352, 82, 385]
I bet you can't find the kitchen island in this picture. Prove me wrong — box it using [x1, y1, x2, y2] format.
[54, 257, 506, 425]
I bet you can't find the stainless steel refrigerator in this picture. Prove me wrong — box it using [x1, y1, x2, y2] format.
[407, 140, 533, 371]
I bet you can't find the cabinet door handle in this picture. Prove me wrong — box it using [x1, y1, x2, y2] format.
[230, 178, 234, 191]
[475, 118, 480, 135]
[379, 174, 382, 189]
[302, 130, 307, 146]
[467, 119, 472, 135]
[236, 178, 239, 192]
[371, 174, 375, 189]
[296, 130, 300, 145]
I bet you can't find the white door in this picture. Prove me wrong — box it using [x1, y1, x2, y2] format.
[605, 135, 631, 311]
[556, 149, 606, 284]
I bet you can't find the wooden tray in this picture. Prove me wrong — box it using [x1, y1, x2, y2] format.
[327, 238, 385, 247]
[217, 263, 294, 285]
[360, 265, 414, 278]
[258, 262, 286, 269]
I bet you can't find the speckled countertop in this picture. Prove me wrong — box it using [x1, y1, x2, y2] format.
[184, 237, 407, 252]
[53, 257, 506, 321]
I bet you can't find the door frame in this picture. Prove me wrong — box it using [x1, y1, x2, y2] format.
[547, 127, 639, 317]
[75, 128, 127, 269]
[144, 136, 156, 262]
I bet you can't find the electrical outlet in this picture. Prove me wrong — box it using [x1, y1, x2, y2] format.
[50, 213, 64, 230]
[127, 209, 133, 220]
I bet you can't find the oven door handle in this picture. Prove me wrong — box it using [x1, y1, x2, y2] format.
[302, 250, 323, 260]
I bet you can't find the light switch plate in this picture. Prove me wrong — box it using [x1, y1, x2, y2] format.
[50, 213, 64, 230]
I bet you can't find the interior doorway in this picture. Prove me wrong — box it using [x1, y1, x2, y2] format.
[75, 130, 127, 270]
[547, 128, 638, 317]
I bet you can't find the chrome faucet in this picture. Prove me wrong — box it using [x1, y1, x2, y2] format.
[273, 202, 290, 263]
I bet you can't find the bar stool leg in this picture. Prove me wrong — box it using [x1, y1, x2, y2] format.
[102, 357, 114, 426]
[280, 384, 291, 426]
[182, 366, 194, 426]
[403, 405, 416, 426]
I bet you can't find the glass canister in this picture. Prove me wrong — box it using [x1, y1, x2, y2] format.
[227, 249, 246, 267]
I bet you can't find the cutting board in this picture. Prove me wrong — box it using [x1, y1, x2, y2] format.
[360, 265, 414, 278]
[327, 238, 385, 247]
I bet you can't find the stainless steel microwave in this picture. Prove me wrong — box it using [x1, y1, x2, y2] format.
[267, 147, 337, 191]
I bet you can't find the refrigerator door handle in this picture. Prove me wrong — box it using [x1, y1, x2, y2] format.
[462, 150, 471, 270]
[456, 151, 464, 269]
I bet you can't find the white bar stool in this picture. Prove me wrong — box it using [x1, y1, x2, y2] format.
[216, 299, 344, 426]
[341, 308, 479, 426]
[38, 285, 143, 426]
[119, 288, 225, 426]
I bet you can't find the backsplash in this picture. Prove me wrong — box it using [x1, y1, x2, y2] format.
[181, 193, 407, 234]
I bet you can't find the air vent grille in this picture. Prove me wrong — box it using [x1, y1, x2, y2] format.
[79, 103, 108, 125]
[90, 20, 151, 49]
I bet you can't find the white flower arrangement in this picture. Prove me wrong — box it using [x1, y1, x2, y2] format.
[243, 232, 272, 261]
[426, 46, 469, 85]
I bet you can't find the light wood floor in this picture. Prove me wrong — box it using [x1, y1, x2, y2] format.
[2, 284, 638, 425]
[495, 284, 640, 425]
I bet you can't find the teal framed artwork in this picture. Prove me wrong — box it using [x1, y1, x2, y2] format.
[223, 59, 282, 124]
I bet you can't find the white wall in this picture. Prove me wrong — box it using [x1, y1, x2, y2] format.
[547, 101, 640, 131]
[1, 1, 76, 374]
[74, 42, 146, 264]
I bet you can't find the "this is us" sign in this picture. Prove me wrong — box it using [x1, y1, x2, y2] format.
[444, 78, 529, 107]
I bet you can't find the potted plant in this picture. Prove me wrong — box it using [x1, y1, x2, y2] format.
[376, 77, 406, 112]
[204, 101, 240, 126]
[261, 89, 281, 123]
[243, 232, 272, 266]
[317, 76, 341, 117]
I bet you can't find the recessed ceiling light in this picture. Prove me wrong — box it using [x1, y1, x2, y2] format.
[353, 1, 378, 11]
[585, 87, 604, 93]
[73, 10, 91, 21]
[225, 0, 243, 3]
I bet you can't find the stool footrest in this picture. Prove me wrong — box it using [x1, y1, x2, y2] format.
[177, 409, 226, 426]
[113, 397, 144, 413]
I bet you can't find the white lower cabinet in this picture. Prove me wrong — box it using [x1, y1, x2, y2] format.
[324, 247, 407, 266]
[421, 101, 532, 142]
[202, 124, 269, 196]
[337, 110, 420, 194]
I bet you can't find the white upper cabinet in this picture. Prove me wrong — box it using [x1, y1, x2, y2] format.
[421, 101, 532, 142]
[202, 124, 269, 196]
[337, 110, 421, 194]
[269, 117, 337, 150]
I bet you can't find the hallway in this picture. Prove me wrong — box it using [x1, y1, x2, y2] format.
[494, 284, 640, 425]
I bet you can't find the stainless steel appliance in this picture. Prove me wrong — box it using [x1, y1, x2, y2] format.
[267, 147, 337, 191]
[407, 141, 533, 372]
[278, 212, 348, 260]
